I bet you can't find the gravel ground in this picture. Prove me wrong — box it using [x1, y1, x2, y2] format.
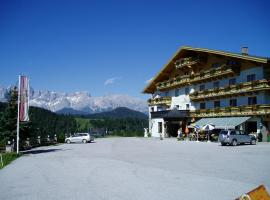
[0, 137, 269, 200]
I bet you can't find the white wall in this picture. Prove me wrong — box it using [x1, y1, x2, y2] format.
[149, 118, 164, 138]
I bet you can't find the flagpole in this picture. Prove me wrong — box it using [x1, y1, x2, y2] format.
[16, 75, 21, 154]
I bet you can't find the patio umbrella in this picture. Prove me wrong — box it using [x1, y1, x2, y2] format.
[202, 124, 215, 142]
[188, 124, 201, 142]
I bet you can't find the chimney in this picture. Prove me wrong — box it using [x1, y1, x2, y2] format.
[241, 47, 248, 55]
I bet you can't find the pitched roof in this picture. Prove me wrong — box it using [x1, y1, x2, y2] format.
[143, 46, 269, 93]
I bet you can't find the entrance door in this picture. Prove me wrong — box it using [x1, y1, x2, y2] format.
[246, 122, 257, 133]
[166, 122, 180, 137]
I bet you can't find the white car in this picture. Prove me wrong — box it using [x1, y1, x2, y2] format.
[65, 133, 94, 144]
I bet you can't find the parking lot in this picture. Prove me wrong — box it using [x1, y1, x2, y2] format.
[0, 137, 269, 200]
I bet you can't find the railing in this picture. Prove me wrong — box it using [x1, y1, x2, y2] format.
[190, 104, 270, 117]
[190, 80, 270, 101]
[156, 65, 239, 91]
[175, 57, 200, 69]
[148, 97, 172, 106]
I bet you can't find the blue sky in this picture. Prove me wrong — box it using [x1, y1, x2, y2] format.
[0, 0, 269, 99]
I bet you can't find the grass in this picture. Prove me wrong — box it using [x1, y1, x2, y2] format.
[0, 152, 20, 169]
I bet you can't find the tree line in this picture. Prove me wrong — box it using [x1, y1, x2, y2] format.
[0, 88, 148, 147]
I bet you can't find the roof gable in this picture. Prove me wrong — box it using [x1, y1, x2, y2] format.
[143, 46, 269, 93]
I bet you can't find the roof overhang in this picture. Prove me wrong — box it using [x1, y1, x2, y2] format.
[143, 46, 269, 94]
[195, 117, 251, 129]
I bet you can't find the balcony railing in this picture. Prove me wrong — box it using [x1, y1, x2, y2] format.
[148, 97, 172, 106]
[190, 80, 270, 101]
[175, 57, 200, 69]
[190, 104, 270, 118]
[156, 65, 239, 91]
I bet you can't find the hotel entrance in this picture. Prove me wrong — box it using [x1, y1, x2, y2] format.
[166, 121, 180, 137]
[162, 109, 189, 138]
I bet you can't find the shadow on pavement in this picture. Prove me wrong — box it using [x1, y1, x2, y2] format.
[22, 148, 63, 155]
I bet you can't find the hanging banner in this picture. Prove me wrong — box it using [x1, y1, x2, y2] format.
[19, 76, 30, 122]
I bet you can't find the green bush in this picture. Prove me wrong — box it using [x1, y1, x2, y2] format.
[58, 132, 65, 143]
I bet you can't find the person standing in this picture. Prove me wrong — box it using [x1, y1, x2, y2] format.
[177, 128, 182, 141]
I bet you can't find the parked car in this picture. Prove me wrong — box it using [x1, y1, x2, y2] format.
[65, 133, 94, 144]
[218, 130, 256, 146]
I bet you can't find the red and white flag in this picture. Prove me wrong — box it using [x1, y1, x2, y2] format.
[19, 76, 30, 122]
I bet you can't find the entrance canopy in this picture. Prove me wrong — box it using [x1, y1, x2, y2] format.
[195, 117, 251, 129]
[162, 109, 189, 120]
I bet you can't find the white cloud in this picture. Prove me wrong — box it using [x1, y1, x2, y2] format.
[104, 77, 121, 86]
[145, 77, 153, 84]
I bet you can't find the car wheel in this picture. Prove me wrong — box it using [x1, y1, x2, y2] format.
[66, 140, 71, 144]
[221, 142, 226, 146]
[231, 139, 237, 146]
[250, 139, 256, 145]
[82, 139, 87, 143]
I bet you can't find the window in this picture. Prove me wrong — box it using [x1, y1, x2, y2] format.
[248, 96, 257, 105]
[247, 74, 256, 82]
[200, 102, 206, 109]
[213, 81, 219, 89]
[186, 104, 190, 110]
[199, 84, 205, 91]
[165, 91, 169, 97]
[227, 60, 238, 66]
[151, 107, 154, 112]
[230, 131, 236, 135]
[157, 106, 163, 111]
[185, 87, 190, 95]
[214, 101, 220, 108]
[229, 78, 236, 85]
[175, 89, 179, 97]
[175, 105, 179, 109]
[158, 122, 162, 133]
[230, 99, 237, 107]
[212, 63, 221, 68]
[235, 130, 241, 135]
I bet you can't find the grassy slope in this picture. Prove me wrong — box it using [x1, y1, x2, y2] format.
[0, 153, 20, 169]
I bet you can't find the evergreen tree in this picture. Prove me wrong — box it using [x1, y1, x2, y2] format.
[0, 87, 32, 145]
[0, 88, 18, 142]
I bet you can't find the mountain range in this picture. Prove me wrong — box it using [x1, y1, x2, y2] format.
[0, 86, 148, 114]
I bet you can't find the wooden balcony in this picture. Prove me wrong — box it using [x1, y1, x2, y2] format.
[156, 65, 239, 91]
[148, 97, 172, 106]
[190, 105, 270, 118]
[190, 80, 270, 101]
[175, 57, 200, 69]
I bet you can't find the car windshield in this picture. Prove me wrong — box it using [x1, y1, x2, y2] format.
[220, 130, 228, 135]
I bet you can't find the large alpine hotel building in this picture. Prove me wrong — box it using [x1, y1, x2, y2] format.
[143, 46, 270, 142]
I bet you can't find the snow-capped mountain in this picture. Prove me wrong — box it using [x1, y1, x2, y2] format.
[0, 86, 148, 114]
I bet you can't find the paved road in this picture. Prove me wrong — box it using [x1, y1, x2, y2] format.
[0, 138, 270, 200]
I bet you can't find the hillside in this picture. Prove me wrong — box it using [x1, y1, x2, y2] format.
[85, 107, 148, 119]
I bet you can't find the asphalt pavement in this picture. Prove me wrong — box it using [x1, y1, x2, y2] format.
[0, 137, 269, 200]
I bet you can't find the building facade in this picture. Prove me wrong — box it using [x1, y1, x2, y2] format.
[143, 46, 270, 141]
